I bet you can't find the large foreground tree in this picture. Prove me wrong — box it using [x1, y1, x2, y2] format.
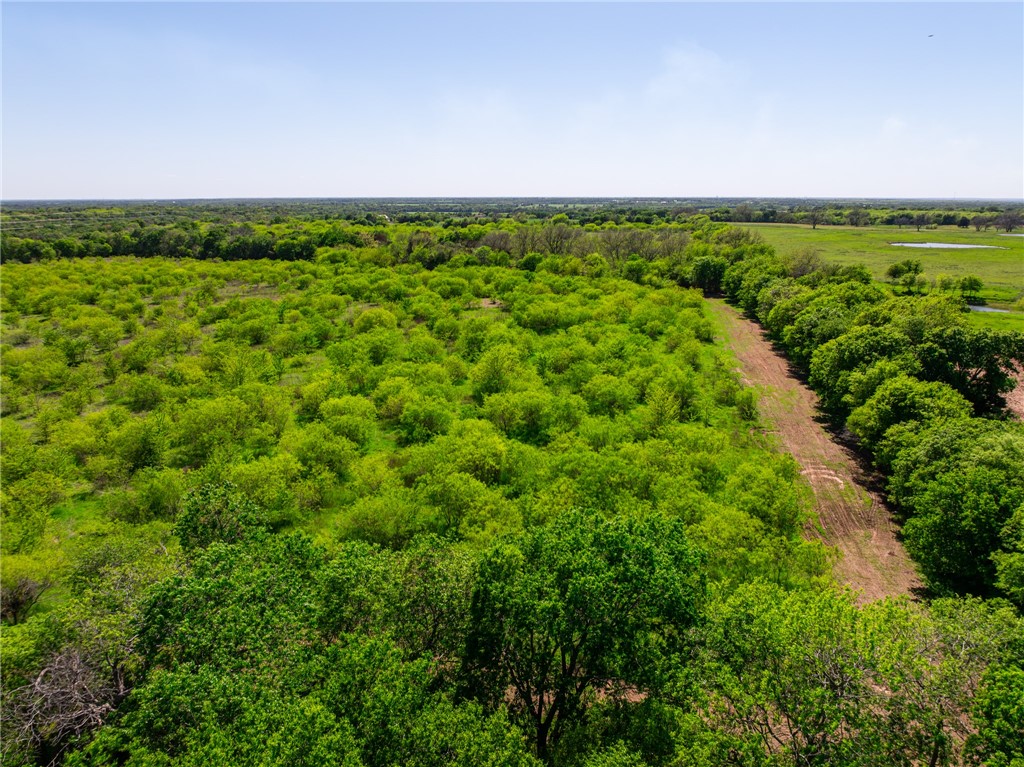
[461, 511, 705, 760]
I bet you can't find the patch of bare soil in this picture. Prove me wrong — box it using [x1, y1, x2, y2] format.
[707, 299, 921, 602]
[1005, 370, 1024, 421]
[219, 281, 281, 299]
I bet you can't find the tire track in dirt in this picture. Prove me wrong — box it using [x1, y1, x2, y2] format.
[707, 299, 921, 601]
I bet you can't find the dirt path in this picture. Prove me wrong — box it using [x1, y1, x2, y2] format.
[707, 299, 921, 601]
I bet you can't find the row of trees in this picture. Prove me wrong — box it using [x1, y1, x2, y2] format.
[714, 205, 1022, 231]
[721, 246, 1024, 601]
[883, 260, 984, 298]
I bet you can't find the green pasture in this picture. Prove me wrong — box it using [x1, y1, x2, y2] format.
[966, 308, 1024, 332]
[743, 223, 1024, 306]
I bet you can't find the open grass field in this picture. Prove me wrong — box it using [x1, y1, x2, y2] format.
[967, 308, 1024, 333]
[742, 223, 1024, 308]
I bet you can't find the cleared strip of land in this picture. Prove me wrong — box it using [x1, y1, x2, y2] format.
[707, 298, 921, 601]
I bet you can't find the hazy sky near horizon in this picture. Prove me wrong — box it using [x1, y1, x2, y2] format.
[3, 2, 1022, 200]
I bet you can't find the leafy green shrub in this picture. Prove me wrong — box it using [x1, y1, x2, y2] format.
[107, 467, 184, 523]
[116, 373, 165, 412]
[0, 472, 64, 554]
[845, 375, 972, 452]
[397, 396, 453, 445]
[285, 423, 358, 478]
[353, 307, 398, 334]
[174, 482, 268, 552]
[734, 388, 758, 421]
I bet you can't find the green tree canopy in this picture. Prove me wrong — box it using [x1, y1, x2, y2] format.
[461, 510, 705, 760]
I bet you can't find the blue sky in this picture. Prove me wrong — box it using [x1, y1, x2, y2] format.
[3, 2, 1022, 199]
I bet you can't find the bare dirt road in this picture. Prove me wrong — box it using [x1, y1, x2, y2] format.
[707, 299, 921, 601]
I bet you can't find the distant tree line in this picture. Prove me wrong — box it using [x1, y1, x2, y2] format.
[714, 204, 1023, 230]
[3, 201, 1021, 266]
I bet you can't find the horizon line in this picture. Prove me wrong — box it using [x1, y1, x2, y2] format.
[5, 196, 1023, 204]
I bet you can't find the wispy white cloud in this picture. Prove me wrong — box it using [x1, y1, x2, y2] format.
[881, 116, 907, 137]
[645, 43, 739, 101]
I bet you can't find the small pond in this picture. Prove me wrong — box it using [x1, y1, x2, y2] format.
[890, 242, 1007, 249]
[969, 306, 1010, 313]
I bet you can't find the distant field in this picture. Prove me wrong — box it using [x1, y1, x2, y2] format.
[743, 223, 1024, 307]
[967, 308, 1024, 333]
